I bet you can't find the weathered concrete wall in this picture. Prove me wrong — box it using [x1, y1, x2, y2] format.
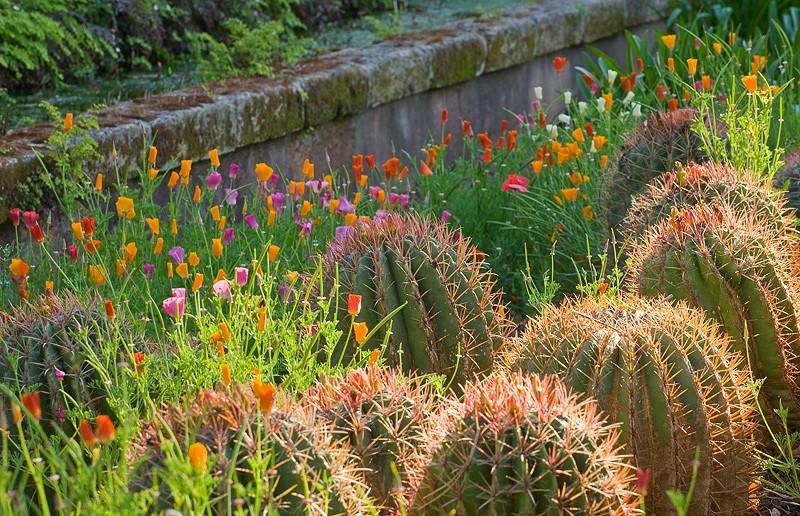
[0, 0, 667, 222]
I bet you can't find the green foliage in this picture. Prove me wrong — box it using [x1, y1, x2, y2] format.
[38, 103, 101, 218]
[692, 82, 785, 180]
[0, 0, 115, 88]
[133, 386, 364, 513]
[186, 18, 311, 81]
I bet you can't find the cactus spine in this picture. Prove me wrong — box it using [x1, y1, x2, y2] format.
[622, 161, 788, 243]
[412, 372, 636, 515]
[303, 366, 439, 511]
[502, 296, 758, 515]
[601, 108, 717, 232]
[628, 203, 800, 430]
[0, 294, 115, 426]
[322, 214, 508, 387]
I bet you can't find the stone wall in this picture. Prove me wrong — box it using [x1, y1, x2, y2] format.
[0, 0, 667, 223]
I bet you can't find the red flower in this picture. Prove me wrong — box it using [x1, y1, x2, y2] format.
[22, 211, 38, 230]
[634, 467, 651, 496]
[365, 154, 376, 168]
[133, 352, 145, 374]
[552, 55, 567, 74]
[501, 174, 529, 192]
[81, 217, 95, 236]
[636, 57, 644, 71]
[462, 120, 473, 136]
[441, 108, 448, 125]
[29, 223, 45, 244]
[582, 74, 595, 88]
[68, 244, 78, 261]
[9, 208, 20, 227]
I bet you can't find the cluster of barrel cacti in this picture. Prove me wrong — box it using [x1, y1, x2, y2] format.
[3, 181, 795, 513]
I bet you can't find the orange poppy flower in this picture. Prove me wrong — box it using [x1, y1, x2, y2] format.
[96, 415, 115, 444]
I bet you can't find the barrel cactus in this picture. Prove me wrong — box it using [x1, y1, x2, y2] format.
[322, 214, 509, 387]
[601, 108, 720, 232]
[132, 385, 366, 514]
[502, 296, 758, 514]
[622, 161, 788, 243]
[303, 366, 440, 511]
[772, 148, 800, 215]
[628, 203, 800, 430]
[411, 372, 636, 515]
[0, 294, 116, 427]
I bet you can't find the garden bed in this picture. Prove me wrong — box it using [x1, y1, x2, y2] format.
[0, 0, 666, 224]
[2, 0, 800, 513]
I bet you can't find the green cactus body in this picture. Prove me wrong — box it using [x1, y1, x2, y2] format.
[503, 296, 758, 515]
[628, 204, 800, 431]
[322, 215, 508, 387]
[622, 162, 787, 244]
[0, 295, 115, 427]
[132, 386, 365, 514]
[412, 372, 636, 516]
[304, 367, 439, 511]
[601, 108, 720, 233]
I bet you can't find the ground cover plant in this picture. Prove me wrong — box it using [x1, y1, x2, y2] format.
[2, 3, 800, 514]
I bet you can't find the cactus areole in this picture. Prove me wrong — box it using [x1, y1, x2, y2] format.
[322, 214, 508, 387]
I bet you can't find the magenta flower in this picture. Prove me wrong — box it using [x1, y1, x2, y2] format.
[223, 188, 238, 206]
[375, 210, 391, 220]
[388, 193, 409, 209]
[68, 244, 78, 261]
[213, 279, 231, 300]
[162, 295, 186, 318]
[278, 284, 295, 304]
[228, 162, 240, 179]
[306, 179, 328, 194]
[244, 213, 259, 230]
[235, 267, 249, 287]
[143, 263, 155, 277]
[298, 220, 313, 237]
[268, 173, 279, 189]
[168, 246, 185, 264]
[335, 225, 355, 241]
[54, 368, 65, 381]
[206, 171, 223, 190]
[441, 210, 452, 223]
[272, 191, 285, 213]
[337, 197, 355, 214]
[223, 227, 235, 244]
[369, 186, 383, 201]
[171, 288, 186, 299]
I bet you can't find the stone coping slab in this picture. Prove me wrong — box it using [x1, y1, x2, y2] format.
[0, 0, 667, 222]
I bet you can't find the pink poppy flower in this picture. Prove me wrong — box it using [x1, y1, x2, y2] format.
[501, 174, 529, 192]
